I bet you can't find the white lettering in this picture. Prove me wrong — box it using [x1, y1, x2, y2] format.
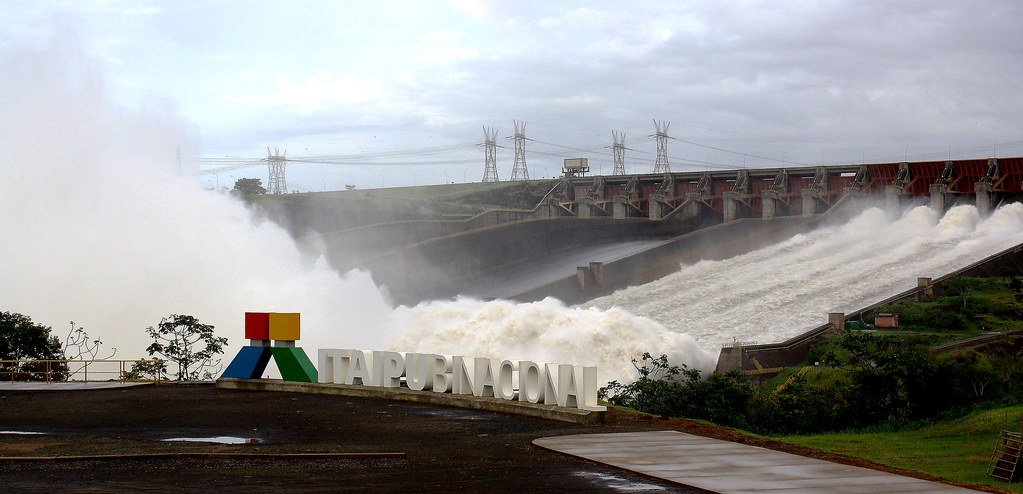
[379, 351, 404, 388]
[346, 350, 373, 386]
[518, 361, 544, 404]
[405, 352, 433, 391]
[431, 354, 452, 393]
[496, 360, 517, 400]
[316, 349, 600, 411]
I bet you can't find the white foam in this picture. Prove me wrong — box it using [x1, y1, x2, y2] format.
[585, 203, 1023, 348]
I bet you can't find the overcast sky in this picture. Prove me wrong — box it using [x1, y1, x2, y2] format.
[3, 0, 1022, 191]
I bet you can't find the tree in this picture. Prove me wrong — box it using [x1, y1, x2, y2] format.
[145, 314, 228, 381]
[63, 321, 116, 361]
[942, 277, 978, 311]
[0, 311, 67, 381]
[233, 177, 266, 196]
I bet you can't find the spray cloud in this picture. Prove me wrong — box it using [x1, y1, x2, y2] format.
[0, 34, 394, 365]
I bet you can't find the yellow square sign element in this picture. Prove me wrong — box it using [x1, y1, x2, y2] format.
[269, 312, 300, 341]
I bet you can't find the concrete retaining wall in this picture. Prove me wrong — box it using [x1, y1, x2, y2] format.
[216, 378, 611, 424]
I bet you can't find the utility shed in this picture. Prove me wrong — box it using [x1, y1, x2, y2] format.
[875, 313, 899, 328]
[563, 158, 589, 177]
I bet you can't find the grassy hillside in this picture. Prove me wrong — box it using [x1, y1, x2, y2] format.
[246, 179, 558, 235]
[779, 405, 1023, 492]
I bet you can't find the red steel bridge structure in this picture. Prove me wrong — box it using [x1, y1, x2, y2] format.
[547, 157, 1023, 221]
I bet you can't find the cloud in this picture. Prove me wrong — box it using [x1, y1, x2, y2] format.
[7, 1, 1022, 190]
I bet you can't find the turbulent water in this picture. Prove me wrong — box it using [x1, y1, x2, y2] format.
[585, 203, 1023, 348]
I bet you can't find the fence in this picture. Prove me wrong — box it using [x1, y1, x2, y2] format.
[0, 359, 164, 384]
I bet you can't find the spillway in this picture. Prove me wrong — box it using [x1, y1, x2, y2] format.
[585, 203, 1023, 349]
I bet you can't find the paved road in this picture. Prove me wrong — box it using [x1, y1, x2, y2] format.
[535, 431, 984, 494]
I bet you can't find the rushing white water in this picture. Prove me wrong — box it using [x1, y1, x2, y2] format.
[585, 203, 1023, 348]
[387, 297, 718, 385]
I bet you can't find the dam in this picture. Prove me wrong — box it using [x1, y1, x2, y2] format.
[294, 157, 1023, 381]
[328, 157, 1023, 307]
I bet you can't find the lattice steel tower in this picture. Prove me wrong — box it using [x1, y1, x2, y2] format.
[482, 126, 499, 182]
[509, 120, 529, 181]
[267, 147, 288, 194]
[652, 120, 671, 174]
[612, 130, 627, 175]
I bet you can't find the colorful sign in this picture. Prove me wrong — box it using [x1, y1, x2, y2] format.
[221, 312, 317, 382]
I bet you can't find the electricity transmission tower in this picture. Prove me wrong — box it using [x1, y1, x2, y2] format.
[509, 120, 529, 181]
[612, 130, 627, 175]
[652, 120, 671, 174]
[267, 148, 288, 194]
[482, 126, 499, 182]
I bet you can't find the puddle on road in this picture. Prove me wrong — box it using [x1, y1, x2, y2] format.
[162, 436, 263, 444]
[573, 471, 668, 492]
[0, 431, 46, 435]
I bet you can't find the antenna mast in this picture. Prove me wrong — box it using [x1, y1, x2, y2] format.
[482, 126, 499, 182]
[652, 120, 671, 174]
[612, 130, 626, 175]
[509, 120, 529, 181]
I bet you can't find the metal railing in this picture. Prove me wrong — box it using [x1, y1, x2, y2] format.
[0, 359, 164, 384]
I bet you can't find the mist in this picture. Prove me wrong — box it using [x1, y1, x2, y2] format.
[0, 36, 393, 365]
[0, 35, 701, 387]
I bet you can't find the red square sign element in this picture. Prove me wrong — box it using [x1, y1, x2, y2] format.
[245, 312, 270, 340]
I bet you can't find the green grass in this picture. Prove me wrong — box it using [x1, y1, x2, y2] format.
[777, 405, 1023, 492]
[250, 179, 559, 229]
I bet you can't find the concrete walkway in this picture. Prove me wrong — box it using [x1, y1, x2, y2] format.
[534, 431, 983, 494]
[0, 381, 152, 391]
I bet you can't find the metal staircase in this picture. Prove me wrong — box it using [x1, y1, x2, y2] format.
[989, 430, 1022, 482]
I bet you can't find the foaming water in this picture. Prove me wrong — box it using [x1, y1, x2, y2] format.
[387, 297, 718, 385]
[586, 203, 1023, 348]
[389, 203, 1023, 384]
[0, 36, 393, 364]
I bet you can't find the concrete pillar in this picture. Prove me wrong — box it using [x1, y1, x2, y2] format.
[648, 194, 665, 220]
[723, 192, 740, 222]
[828, 313, 846, 332]
[929, 184, 948, 213]
[681, 199, 702, 219]
[917, 277, 934, 301]
[975, 182, 993, 217]
[801, 190, 819, 217]
[612, 197, 634, 219]
[589, 262, 604, 286]
[885, 185, 903, 218]
[576, 266, 588, 291]
[577, 198, 601, 218]
[762, 190, 779, 218]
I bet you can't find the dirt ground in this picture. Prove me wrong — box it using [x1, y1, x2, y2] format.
[0, 383, 994, 493]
